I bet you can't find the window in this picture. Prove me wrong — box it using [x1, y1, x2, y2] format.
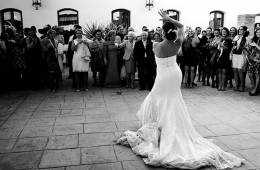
[255, 14, 260, 30]
[1, 8, 23, 33]
[57, 8, 79, 26]
[166, 9, 180, 21]
[209, 10, 224, 29]
[111, 9, 130, 28]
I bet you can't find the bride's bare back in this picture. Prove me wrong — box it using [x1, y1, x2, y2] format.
[154, 39, 182, 58]
[154, 9, 184, 58]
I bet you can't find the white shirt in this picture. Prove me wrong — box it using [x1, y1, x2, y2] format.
[142, 40, 147, 58]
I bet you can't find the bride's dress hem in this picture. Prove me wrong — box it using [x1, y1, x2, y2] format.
[116, 55, 244, 169]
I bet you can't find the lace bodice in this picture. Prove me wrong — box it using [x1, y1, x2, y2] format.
[155, 55, 176, 67]
[155, 55, 178, 74]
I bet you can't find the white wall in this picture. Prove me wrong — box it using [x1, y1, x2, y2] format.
[1, 0, 260, 35]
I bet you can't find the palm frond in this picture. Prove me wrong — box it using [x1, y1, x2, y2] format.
[83, 22, 104, 39]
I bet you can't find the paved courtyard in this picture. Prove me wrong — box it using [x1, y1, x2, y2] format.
[0, 80, 260, 170]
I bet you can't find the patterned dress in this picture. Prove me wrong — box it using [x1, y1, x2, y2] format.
[247, 39, 260, 74]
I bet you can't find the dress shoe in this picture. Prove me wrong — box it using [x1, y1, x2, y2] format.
[249, 91, 257, 96]
[238, 87, 244, 92]
[233, 87, 239, 91]
[192, 82, 197, 87]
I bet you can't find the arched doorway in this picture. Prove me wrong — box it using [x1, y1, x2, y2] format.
[111, 9, 130, 28]
[166, 9, 180, 21]
[1, 8, 23, 33]
[57, 8, 79, 26]
[209, 10, 224, 29]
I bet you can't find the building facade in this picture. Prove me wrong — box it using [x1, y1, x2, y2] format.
[1, 0, 260, 35]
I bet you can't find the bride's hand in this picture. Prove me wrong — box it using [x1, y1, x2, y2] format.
[158, 9, 172, 22]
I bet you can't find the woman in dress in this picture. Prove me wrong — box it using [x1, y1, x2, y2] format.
[118, 31, 136, 88]
[209, 28, 222, 88]
[226, 27, 238, 88]
[198, 30, 208, 84]
[116, 9, 243, 169]
[216, 27, 233, 91]
[182, 29, 199, 88]
[230, 27, 238, 40]
[152, 32, 162, 52]
[202, 27, 214, 86]
[71, 29, 91, 92]
[25, 26, 43, 89]
[231, 26, 249, 92]
[54, 26, 65, 76]
[41, 29, 61, 92]
[103, 30, 122, 87]
[12, 33, 26, 89]
[90, 29, 105, 86]
[246, 28, 260, 96]
[153, 32, 162, 44]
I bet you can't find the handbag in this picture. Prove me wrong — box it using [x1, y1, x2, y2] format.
[120, 65, 126, 80]
[57, 43, 64, 55]
[82, 44, 91, 61]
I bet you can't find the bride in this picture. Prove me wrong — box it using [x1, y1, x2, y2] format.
[116, 9, 244, 169]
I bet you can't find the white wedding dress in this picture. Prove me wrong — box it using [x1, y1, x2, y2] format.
[116, 55, 244, 169]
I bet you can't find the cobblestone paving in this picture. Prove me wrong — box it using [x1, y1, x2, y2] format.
[0, 82, 260, 170]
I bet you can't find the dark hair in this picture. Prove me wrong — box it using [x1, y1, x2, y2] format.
[233, 26, 248, 54]
[252, 28, 260, 43]
[94, 29, 102, 36]
[239, 26, 249, 37]
[153, 32, 161, 42]
[206, 27, 212, 31]
[0, 32, 6, 41]
[5, 28, 15, 38]
[153, 32, 161, 38]
[30, 26, 37, 32]
[107, 30, 116, 40]
[213, 28, 220, 33]
[162, 22, 177, 41]
[24, 27, 30, 36]
[195, 27, 201, 30]
[221, 27, 230, 36]
[74, 25, 82, 30]
[15, 33, 25, 47]
[230, 27, 237, 36]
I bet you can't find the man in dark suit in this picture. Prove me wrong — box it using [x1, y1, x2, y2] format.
[134, 31, 156, 91]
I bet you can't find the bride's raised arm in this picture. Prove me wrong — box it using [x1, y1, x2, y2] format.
[158, 9, 184, 43]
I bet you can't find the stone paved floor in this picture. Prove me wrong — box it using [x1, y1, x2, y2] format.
[0, 79, 260, 170]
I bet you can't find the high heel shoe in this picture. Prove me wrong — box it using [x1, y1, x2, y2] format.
[238, 87, 244, 92]
[249, 91, 257, 96]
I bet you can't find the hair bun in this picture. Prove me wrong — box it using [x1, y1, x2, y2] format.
[162, 22, 177, 41]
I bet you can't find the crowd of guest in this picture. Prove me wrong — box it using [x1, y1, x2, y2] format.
[179, 25, 260, 96]
[0, 25, 63, 92]
[0, 22, 260, 96]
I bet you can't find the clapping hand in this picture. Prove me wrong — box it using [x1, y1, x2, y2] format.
[82, 40, 88, 45]
[250, 42, 257, 47]
[77, 39, 83, 44]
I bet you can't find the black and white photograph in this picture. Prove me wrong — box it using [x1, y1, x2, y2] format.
[0, 0, 260, 169]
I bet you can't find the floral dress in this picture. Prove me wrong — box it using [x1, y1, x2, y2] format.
[247, 40, 260, 74]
